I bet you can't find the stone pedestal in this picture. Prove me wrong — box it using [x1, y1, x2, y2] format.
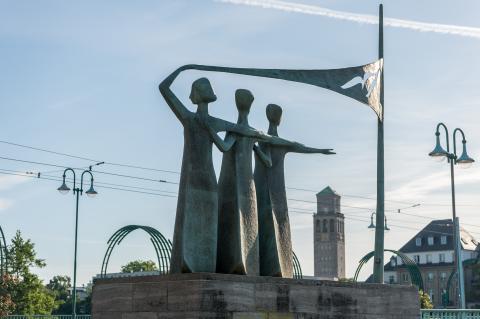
[92, 273, 419, 319]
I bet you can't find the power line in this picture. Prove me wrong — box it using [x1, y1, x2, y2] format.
[0, 152, 478, 234]
[0, 170, 177, 198]
[0, 156, 179, 185]
[2, 139, 479, 210]
[0, 140, 180, 174]
[2, 168, 479, 237]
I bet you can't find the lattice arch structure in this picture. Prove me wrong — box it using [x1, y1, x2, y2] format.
[101, 225, 172, 277]
[292, 251, 303, 279]
[353, 249, 424, 291]
[443, 257, 480, 306]
[0, 225, 7, 277]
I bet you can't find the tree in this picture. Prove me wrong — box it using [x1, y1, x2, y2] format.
[0, 274, 16, 316]
[121, 260, 158, 273]
[6, 231, 56, 315]
[46, 275, 71, 314]
[419, 290, 433, 309]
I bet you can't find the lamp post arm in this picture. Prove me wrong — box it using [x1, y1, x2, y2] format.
[436, 122, 450, 154]
[80, 170, 94, 194]
[63, 168, 76, 195]
[453, 128, 466, 160]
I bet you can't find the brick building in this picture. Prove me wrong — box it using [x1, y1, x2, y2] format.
[313, 186, 346, 279]
[383, 219, 479, 308]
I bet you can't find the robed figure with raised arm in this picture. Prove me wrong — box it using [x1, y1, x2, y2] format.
[159, 66, 262, 273]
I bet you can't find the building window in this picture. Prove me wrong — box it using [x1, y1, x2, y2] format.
[439, 253, 445, 263]
[416, 238, 422, 246]
[441, 272, 447, 281]
[428, 236, 434, 246]
[330, 219, 334, 232]
[426, 254, 432, 264]
[428, 273, 434, 281]
[323, 220, 328, 233]
[402, 273, 409, 282]
[390, 257, 396, 267]
[429, 290, 434, 303]
[441, 235, 447, 245]
[413, 255, 420, 264]
[389, 275, 395, 284]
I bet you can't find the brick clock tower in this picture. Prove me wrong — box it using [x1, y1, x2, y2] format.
[313, 186, 346, 279]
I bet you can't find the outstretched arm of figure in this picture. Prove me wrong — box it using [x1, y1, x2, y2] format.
[209, 116, 268, 140]
[253, 144, 272, 168]
[259, 135, 335, 154]
[287, 142, 335, 155]
[158, 66, 192, 122]
[207, 126, 237, 153]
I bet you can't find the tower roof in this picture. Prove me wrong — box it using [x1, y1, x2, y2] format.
[316, 186, 339, 196]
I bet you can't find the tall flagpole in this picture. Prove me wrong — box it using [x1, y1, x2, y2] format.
[373, 3, 385, 284]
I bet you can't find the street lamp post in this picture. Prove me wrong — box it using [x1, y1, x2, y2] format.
[429, 123, 474, 309]
[57, 168, 97, 319]
[368, 212, 390, 231]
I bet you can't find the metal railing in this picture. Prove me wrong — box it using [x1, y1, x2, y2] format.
[421, 309, 480, 319]
[1, 316, 91, 319]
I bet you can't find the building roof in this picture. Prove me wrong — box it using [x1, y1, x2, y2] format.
[316, 186, 339, 196]
[398, 219, 478, 253]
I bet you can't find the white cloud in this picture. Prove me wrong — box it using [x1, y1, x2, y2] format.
[218, 0, 480, 39]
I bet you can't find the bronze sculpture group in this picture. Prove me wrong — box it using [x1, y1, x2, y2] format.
[159, 65, 334, 278]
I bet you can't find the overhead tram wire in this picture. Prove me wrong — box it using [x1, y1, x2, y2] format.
[0, 169, 177, 198]
[0, 152, 478, 229]
[3, 154, 477, 230]
[0, 156, 179, 185]
[0, 140, 180, 175]
[2, 139, 479, 208]
[1, 169, 479, 237]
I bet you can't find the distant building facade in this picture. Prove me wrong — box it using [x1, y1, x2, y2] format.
[383, 219, 479, 308]
[313, 186, 346, 279]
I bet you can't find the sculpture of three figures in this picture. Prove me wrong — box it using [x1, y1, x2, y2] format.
[159, 65, 334, 278]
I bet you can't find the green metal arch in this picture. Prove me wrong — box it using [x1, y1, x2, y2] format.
[353, 249, 424, 290]
[292, 251, 303, 279]
[443, 257, 480, 306]
[0, 225, 7, 277]
[101, 225, 172, 277]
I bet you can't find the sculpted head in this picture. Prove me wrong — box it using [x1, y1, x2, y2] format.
[235, 89, 254, 114]
[266, 104, 282, 126]
[190, 78, 217, 105]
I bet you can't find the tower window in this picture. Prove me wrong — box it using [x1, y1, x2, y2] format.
[323, 220, 328, 233]
[330, 220, 334, 232]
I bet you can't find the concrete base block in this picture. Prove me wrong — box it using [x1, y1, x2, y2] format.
[92, 273, 419, 319]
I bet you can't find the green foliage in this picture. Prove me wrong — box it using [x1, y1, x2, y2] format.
[419, 290, 434, 309]
[0, 274, 16, 316]
[6, 230, 56, 315]
[46, 275, 72, 314]
[121, 260, 158, 273]
[338, 278, 355, 283]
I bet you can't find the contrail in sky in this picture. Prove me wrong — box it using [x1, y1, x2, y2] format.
[217, 0, 480, 39]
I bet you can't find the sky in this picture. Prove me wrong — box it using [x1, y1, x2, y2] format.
[0, 0, 480, 285]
